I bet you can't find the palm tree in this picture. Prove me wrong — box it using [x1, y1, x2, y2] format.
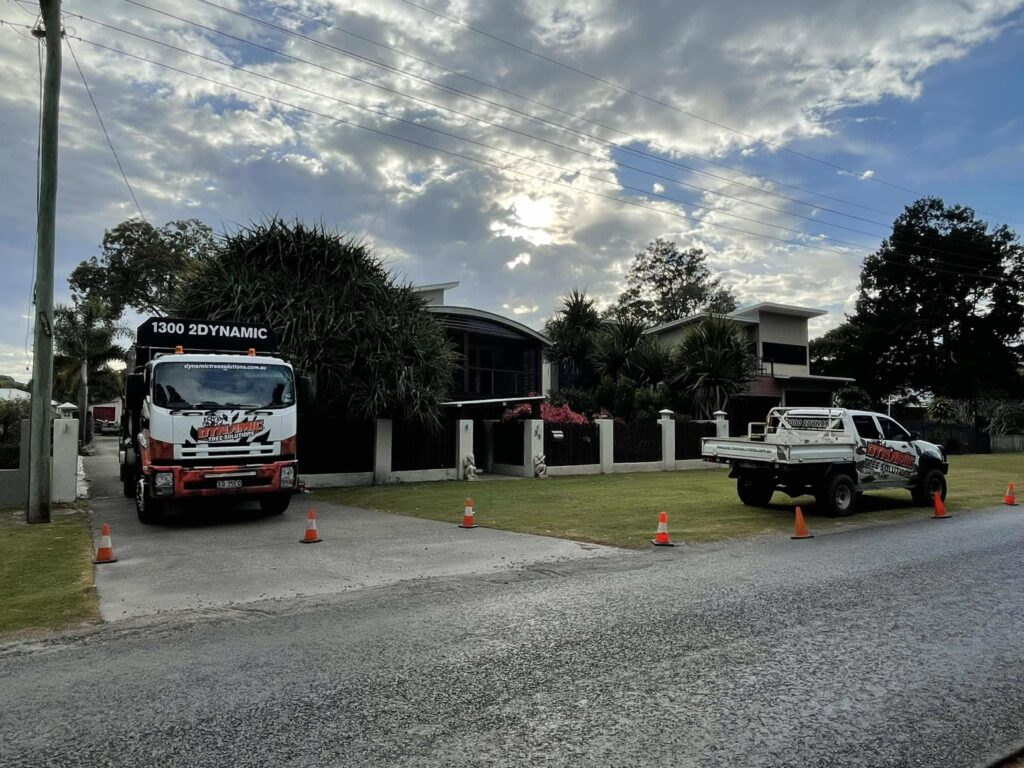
[544, 289, 603, 388]
[671, 315, 757, 418]
[54, 298, 128, 444]
[591, 316, 651, 381]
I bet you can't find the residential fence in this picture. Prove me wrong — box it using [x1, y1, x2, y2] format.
[901, 420, 991, 454]
[992, 435, 1024, 453]
[0, 418, 80, 507]
[303, 410, 729, 488]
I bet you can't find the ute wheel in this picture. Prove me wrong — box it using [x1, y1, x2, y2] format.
[820, 474, 857, 517]
[122, 467, 136, 499]
[260, 493, 292, 515]
[912, 468, 947, 506]
[737, 474, 775, 506]
[135, 478, 166, 525]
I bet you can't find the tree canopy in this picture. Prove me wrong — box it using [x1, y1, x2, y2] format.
[813, 198, 1024, 402]
[171, 218, 456, 423]
[611, 238, 736, 324]
[69, 219, 214, 317]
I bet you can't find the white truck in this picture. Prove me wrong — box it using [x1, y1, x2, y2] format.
[120, 318, 313, 524]
[701, 407, 949, 516]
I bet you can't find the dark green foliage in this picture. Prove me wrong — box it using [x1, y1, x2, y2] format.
[0, 398, 30, 469]
[69, 219, 214, 317]
[839, 198, 1024, 401]
[611, 238, 736, 323]
[671, 315, 757, 418]
[834, 385, 872, 410]
[171, 219, 456, 423]
[545, 290, 602, 389]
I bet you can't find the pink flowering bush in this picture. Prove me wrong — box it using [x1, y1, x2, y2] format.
[503, 401, 590, 424]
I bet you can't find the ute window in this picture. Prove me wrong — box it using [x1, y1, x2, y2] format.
[878, 417, 911, 442]
[852, 415, 882, 440]
[152, 362, 295, 410]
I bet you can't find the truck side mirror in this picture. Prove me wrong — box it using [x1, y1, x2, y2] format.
[126, 373, 146, 410]
[908, 432, 920, 441]
[297, 376, 315, 410]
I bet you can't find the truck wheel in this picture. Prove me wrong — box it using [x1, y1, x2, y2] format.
[122, 467, 135, 499]
[135, 478, 166, 525]
[260, 493, 291, 515]
[737, 475, 775, 506]
[912, 468, 947, 506]
[820, 474, 857, 517]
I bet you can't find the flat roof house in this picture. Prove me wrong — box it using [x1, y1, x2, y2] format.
[646, 302, 854, 433]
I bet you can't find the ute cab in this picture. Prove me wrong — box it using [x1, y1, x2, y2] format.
[121, 319, 309, 524]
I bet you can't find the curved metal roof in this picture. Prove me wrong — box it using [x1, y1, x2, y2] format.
[428, 305, 551, 346]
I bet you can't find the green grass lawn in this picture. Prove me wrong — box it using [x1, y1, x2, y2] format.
[318, 454, 1023, 549]
[0, 508, 99, 636]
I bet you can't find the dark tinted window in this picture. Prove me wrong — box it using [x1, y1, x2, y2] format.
[852, 415, 882, 440]
[153, 361, 294, 410]
[761, 342, 808, 366]
[878, 417, 911, 442]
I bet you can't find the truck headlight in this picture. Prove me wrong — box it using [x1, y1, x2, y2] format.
[154, 472, 174, 495]
[280, 466, 295, 488]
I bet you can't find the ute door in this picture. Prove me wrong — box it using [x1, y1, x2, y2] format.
[851, 414, 885, 484]
[871, 416, 919, 483]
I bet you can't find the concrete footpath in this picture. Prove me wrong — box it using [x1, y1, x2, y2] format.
[84, 439, 619, 621]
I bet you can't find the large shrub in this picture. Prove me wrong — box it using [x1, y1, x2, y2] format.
[0, 398, 30, 469]
[173, 219, 456, 422]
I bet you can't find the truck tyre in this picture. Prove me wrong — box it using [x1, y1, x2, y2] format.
[912, 468, 947, 506]
[135, 478, 166, 525]
[820, 473, 857, 517]
[737, 475, 775, 506]
[260, 493, 291, 515]
[122, 466, 135, 499]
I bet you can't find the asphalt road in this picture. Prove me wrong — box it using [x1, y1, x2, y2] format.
[3, 463, 1023, 766]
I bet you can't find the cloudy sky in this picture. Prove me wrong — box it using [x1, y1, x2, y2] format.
[1, 0, 1023, 380]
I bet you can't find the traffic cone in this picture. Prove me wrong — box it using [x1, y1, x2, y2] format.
[651, 511, 675, 547]
[459, 498, 478, 529]
[300, 509, 322, 543]
[1003, 482, 1018, 506]
[932, 492, 950, 519]
[93, 523, 118, 564]
[791, 506, 813, 540]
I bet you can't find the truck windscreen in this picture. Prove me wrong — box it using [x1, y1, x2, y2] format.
[153, 362, 295, 410]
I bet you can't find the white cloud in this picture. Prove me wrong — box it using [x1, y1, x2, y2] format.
[506, 252, 532, 269]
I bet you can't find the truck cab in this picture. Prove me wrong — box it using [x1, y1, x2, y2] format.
[120, 319, 304, 523]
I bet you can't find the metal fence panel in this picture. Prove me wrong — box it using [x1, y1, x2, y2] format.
[391, 418, 457, 471]
[675, 420, 717, 460]
[298, 417, 375, 474]
[614, 420, 662, 463]
[544, 423, 599, 466]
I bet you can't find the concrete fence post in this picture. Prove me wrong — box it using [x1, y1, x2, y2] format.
[714, 410, 729, 438]
[457, 419, 474, 479]
[525, 419, 545, 477]
[374, 418, 393, 484]
[51, 418, 79, 503]
[596, 418, 614, 474]
[658, 409, 674, 471]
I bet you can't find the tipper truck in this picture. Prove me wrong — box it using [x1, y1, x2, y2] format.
[119, 318, 311, 524]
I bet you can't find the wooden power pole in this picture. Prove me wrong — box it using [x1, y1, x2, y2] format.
[27, 0, 62, 524]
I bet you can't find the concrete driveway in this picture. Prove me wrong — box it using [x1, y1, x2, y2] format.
[85, 438, 618, 621]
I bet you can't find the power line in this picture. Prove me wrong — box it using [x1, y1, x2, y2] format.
[184, 0, 1013, 261]
[66, 17, 893, 254]
[396, 0, 1024, 228]
[85, 6, 1010, 276]
[82, 8, 892, 242]
[60, 33, 1019, 288]
[250, 0, 898, 221]
[64, 34, 147, 221]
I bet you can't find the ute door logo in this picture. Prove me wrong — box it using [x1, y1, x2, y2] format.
[860, 441, 916, 479]
[188, 412, 269, 446]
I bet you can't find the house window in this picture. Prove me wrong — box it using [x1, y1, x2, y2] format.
[761, 342, 807, 366]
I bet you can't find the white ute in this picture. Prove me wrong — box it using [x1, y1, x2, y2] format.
[702, 407, 949, 516]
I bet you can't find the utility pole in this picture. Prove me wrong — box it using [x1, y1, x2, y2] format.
[27, 0, 62, 524]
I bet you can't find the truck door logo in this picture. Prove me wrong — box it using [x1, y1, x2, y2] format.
[861, 441, 916, 478]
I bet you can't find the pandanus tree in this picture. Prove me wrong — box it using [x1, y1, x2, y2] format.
[172, 218, 456, 423]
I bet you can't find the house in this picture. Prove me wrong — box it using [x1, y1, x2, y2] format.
[414, 282, 554, 416]
[89, 399, 123, 430]
[646, 302, 854, 432]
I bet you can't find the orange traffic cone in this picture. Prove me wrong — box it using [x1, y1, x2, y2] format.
[93, 523, 118, 564]
[791, 506, 813, 540]
[932, 492, 950, 519]
[1003, 482, 1018, 506]
[300, 509, 322, 543]
[651, 511, 675, 547]
[459, 498, 478, 529]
